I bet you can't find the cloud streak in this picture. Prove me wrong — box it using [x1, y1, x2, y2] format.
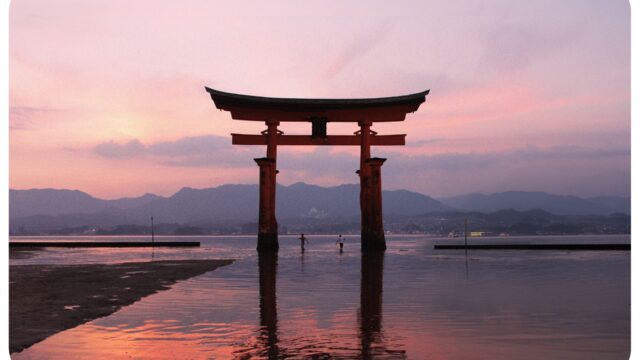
[92, 135, 262, 168]
[323, 21, 393, 79]
[9, 106, 65, 130]
[93, 135, 629, 168]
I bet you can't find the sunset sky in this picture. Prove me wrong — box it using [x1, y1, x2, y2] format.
[9, 0, 630, 199]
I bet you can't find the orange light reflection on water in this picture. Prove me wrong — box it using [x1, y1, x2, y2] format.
[10, 236, 630, 360]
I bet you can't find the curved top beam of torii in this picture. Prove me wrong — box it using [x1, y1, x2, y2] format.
[205, 87, 429, 122]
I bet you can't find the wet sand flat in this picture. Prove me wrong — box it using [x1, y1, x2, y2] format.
[9, 259, 233, 353]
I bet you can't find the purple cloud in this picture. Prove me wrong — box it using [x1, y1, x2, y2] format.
[93, 139, 145, 158]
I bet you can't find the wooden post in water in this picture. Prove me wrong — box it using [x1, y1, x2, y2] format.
[464, 216, 469, 277]
[358, 121, 373, 250]
[255, 157, 279, 251]
[464, 217, 468, 248]
[365, 157, 387, 251]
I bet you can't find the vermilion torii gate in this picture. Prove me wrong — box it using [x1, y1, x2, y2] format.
[205, 87, 429, 252]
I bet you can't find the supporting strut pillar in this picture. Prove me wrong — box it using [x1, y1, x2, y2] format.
[358, 121, 387, 251]
[364, 158, 387, 251]
[255, 157, 278, 251]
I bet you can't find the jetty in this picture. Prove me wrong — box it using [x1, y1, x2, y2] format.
[9, 241, 200, 248]
[434, 244, 630, 251]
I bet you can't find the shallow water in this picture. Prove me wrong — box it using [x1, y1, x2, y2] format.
[10, 235, 630, 359]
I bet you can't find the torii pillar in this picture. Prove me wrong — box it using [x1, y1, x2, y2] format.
[358, 120, 387, 251]
[255, 121, 280, 252]
[365, 157, 386, 250]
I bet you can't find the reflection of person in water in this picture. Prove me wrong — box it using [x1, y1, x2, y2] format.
[336, 235, 344, 252]
[298, 233, 308, 251]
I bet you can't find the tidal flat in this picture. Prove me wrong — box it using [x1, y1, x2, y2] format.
[9, 259, 233, 353]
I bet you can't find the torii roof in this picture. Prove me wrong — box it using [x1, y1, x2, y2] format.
[205, 87, 429, 122]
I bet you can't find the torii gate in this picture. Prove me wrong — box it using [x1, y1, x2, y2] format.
[205, 87, 429, 252]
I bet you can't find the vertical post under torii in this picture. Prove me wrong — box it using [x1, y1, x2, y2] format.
[256, 120, 280, 252]
[358, 121, 371, 248]
[366, 158, 386, 251]
[358, 120, 386, 251]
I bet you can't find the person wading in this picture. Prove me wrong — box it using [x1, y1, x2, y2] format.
[336, 234, 344, 253]
[299, 233, 308, 252]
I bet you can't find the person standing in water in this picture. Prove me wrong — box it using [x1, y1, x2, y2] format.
[336, 234, 344, 252]
[299, 233, 308, 252]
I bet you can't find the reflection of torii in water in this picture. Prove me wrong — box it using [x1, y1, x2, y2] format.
[359, 252, 407, 359]
[232, 253, 283, 359]
[246, 251, 406, 358]
[256, 252, 285, 358]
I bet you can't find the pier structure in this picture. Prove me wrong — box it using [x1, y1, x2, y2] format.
[205, 87, 429, 252]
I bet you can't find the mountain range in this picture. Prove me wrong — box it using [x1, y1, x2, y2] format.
[439, 191, 630, 216]
[9, 183, 629, 233]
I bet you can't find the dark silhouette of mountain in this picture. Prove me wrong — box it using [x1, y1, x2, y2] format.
[482, 208, 558, 223]
[9, 189, 162, 218]
[135, 184, 259, 224]
[9, 183, 451, 231]
[108, 193, 164, 210]
[385, 208, 629, 236]
[10, 185, 630, 234]
[586, 196, 631, 215]
[10, 189, 105, 218]
[9, 185, 631, 236]
[439, 191, 629, 216]
[276, 183, 450, 218]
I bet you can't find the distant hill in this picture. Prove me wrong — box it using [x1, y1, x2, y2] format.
[390, 208, 629, 236]
[10, 189, 105, 218]
[439, 191, 629, 216]
[9, 189, 162, 218]
[586, 196, 631, 215]
[10, 185, 630, 233]
[9, 183, 451, 231]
